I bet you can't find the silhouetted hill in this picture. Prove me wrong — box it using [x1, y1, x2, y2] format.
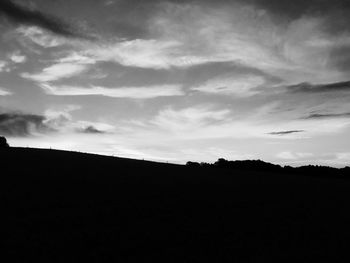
[3, 147, 350, 262]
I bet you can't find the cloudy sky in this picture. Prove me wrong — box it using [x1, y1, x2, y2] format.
[1, 0, 350, 166]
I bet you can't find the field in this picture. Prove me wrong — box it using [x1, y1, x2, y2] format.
[2, 148, 350, 262]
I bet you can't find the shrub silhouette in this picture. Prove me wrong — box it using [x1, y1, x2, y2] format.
[186, 157, 349, 177]
[0, 136, 9, 148]
[186, 161, 201, 168]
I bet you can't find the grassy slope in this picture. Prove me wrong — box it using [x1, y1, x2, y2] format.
[2, 147, 350, 262]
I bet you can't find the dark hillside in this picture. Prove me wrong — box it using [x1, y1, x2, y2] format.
[2, 148, 350, 262]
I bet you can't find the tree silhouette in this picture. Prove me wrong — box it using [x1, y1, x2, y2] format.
[0, 136, 9, 148]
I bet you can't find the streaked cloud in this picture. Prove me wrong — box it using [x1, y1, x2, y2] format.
[0, 87, 12, 96]
[40, 83, 185, 99]
[21, 63, 89, 82]
[191, 75, 264, 97]
[16, 26, 66, 48]
[89, 39, 189, 69]
[133, 104, 350, 141]
[152, 106, 231, 132]
[303, 112, 350, 120]
[268, 130, 305, 136]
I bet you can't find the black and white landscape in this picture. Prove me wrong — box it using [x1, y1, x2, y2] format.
[1, 0, 350, 262]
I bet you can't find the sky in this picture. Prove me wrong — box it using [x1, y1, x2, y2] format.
[1, 0, 350, 167]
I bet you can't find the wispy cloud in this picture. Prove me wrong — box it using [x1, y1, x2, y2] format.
[40, 83, 185, 99]
[128, 103, 350, 142]
[0, 88, 12, 96]
[277, 151, 313, 160]
[8, 50, 26, 63]
[71, 0, 349, 88]
[21, 63, 89, 82]
[191, 75, 264, 97]
[89, 39, 189, 69]
[0, 60, 10, 72]
[152, 106, 231, 132]
[16, 26, 66, 48]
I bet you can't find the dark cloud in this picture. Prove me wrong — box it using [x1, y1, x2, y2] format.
[303, 112, 350, 119]
[330, 45, 350, 72]
[0, 112, 53, 137]
[268, 130, 305, 136]
[287, 81, 350, 93]
[94, 0, 350, 39]
[78, 125, 105, 134]
[169, 0, 350, 36]
[0, 0, 84, 38]
[241, 0, 350, 34]
[244, 0, 350, 18]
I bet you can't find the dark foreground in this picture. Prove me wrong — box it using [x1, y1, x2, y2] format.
[2, 148, 350, 262]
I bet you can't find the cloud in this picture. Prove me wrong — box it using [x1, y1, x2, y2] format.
[268, 130, 305, 136]
[0, 88, 12, 96]
[330, 45, 350, 72]
[151, 106, 232, 133]
[43, 105, 81, 130]
[78, 4, 286, 71]
[0, 60, 10, 72]
[56, 52, 97, 64]
[89, 39, 188, 69]
[277, 151, 313, 160]
[191, 75, 265, 97]
[127, 103, 350, 143]
[184, 61, 282, 86]
[241, 0, 350, 35]
[8, 50, 26, 63]
[74, 0, 348, 89]
[43, 106, 116, 134]
[0, 112, 52, 137]
[0, 105, 84, 137]
[40, 83, 184, 99]
[104, 0, 116, 6]
[336, 152, 350, 161]
[16, 26, 66, 48]
[21, 63, 89, 82]
[0, 106, 114, 137]
[0, 0, 84, 38]
[287, 81, 350, 93]
[77, 125, 106, 134]
[303, 112, 350, 120]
